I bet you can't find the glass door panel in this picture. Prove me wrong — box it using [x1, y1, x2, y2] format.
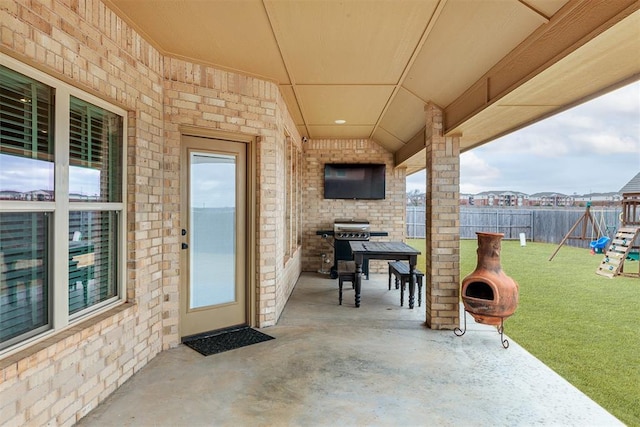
[189, 152, 236, 309]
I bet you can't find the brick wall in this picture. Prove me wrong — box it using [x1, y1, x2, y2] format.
[1, 0, 166, 424]
[0, 0, 299, 425]
[161, 57, 302, 330]
[301, 139, 407, 274]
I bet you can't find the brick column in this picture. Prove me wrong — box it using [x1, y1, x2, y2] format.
[424, 102, 460, 330]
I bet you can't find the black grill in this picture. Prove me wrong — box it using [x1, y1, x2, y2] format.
[333, 219, 370, 241]
[331, 219, 371, 278]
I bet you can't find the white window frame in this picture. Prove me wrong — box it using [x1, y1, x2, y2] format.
[0, 53, 127, 353]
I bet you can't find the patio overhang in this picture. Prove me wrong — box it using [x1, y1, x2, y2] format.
[104, 0, 639, 174]
[397, 3, 640, 172]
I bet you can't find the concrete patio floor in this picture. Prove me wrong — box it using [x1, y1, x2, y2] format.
[78, 272, 622, 426]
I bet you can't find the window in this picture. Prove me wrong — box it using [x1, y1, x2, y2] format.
[68, 97, 122, 314]
[283, 136, 301, 263]
[0, 56, 126, 351]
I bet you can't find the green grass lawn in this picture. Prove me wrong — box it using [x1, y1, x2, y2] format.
[407, 238, 640, 426]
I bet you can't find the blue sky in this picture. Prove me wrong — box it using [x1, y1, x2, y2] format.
[407, 81, 640, 195]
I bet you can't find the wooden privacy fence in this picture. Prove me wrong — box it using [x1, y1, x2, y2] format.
[407, 206, 622, 247]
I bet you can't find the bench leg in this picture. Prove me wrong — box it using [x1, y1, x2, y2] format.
[388, 265, 392, 290]
[338, 279, 343, 305]
[395, 274, 424, 308]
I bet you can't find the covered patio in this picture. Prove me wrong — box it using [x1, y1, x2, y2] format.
[77, 273, 621, 426]
[1, 1, 639, 425]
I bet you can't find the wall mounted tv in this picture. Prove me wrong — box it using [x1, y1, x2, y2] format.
[324, 163, 386, 200]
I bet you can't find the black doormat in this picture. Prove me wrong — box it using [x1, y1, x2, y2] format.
[183, 326, 275, 356]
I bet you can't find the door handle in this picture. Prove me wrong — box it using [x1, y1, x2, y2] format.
[181, 229, 188, 250]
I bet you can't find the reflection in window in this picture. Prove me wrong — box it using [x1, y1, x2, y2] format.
[0, 212, 49, 349]
[0, 65, 54, 198]
[69, 97, 122, 202]
[69, 211, 118, 315]
[0, 154, 54, 200]
[69, 166, 100, 201]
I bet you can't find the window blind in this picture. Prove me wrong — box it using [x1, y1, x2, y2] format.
[0, 65, 53, 161]
[0, 212, 49, 347]
[69, 97, 122, 202]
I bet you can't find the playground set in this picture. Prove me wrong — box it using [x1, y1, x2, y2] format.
[549, 192, 640, 278]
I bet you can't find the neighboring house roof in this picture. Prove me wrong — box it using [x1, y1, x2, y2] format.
[475, 190, 527, 196]
[619, 172, 640, 193]
[586, 192, 621, 197]
[458, 191, 620, 198]
[530, 192, 569, 197]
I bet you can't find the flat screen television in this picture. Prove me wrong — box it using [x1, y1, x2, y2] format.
[324, 163, 386, 200]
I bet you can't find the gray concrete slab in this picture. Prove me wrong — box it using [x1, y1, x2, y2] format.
[78, 273, 622, 426]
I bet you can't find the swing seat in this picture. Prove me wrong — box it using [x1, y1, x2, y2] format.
[590, 236, 610, 253]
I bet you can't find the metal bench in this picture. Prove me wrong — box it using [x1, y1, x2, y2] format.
[388, 261, 424, 307]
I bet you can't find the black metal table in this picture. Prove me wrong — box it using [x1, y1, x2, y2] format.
[349, 241, 421, 308]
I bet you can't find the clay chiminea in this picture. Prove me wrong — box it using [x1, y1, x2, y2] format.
[461, 232, 519, 326]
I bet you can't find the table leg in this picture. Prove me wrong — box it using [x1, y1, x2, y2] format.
[354, 258, 362, 307]
[408, 262, 416, 309]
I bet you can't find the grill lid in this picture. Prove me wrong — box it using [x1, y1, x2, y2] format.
[334, 219, 370, 240]
[334, 219, 370, 231]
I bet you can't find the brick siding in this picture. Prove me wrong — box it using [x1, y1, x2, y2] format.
[0, 0, 300, 424]
[302, 139, 407, 274]
[1, 0, 419, 425]
[1, 0, 166, 423]
[425, 103, 460, 330]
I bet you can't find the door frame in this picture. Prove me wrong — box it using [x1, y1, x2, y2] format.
[178, 125, 257, 332]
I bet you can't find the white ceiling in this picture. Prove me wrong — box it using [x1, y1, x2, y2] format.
[105, 0, 640, 173]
